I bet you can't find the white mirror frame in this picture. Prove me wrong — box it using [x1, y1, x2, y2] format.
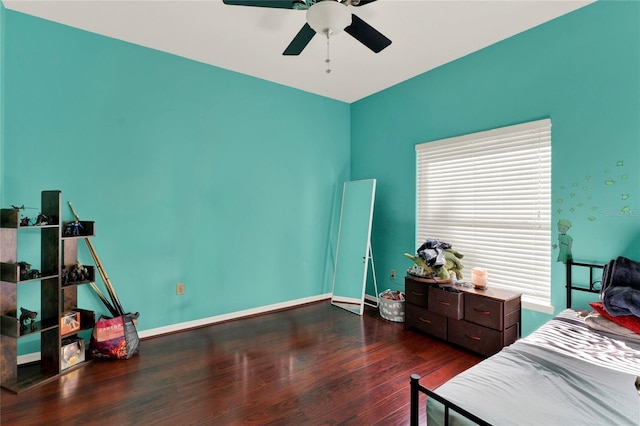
[330, 179, 378, 315]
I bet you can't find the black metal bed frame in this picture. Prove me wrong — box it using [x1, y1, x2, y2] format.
[565, 259, 604, 308]
[409, 259, 604, 426]
[409, 374, 491, 426]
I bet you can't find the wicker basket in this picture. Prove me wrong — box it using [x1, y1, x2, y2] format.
[379, 293, 405, 322]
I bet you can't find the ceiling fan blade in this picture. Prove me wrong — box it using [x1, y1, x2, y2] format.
[283, 23, 316, 55]
[222, 0, 300, 9]
[344, 13, 391, 53]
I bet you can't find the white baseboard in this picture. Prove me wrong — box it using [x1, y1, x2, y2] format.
[17, 352, 41, 365]
[18, 293, 332, 365]
[138, 293, 331, 338]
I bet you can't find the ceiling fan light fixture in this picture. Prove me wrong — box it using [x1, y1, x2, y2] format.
[306, 1, 352, 36]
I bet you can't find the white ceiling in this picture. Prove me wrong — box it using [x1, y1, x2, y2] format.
[3, 0, 593, 103]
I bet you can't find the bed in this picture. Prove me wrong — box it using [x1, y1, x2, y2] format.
[410, 260, 640, 426]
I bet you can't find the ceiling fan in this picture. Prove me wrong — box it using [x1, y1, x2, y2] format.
[222, 0, 391, 56]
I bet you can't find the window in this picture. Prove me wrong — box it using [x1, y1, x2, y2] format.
[416, 119, 552, 312]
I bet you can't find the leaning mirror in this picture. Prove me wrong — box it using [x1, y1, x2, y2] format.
[331, 179, 377, 315]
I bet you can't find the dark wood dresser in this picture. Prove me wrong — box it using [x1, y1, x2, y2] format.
[405, 275, 521, 357]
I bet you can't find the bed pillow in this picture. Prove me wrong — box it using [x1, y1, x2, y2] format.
[590, 302, 640, 334]
[584, 311, 640, 341]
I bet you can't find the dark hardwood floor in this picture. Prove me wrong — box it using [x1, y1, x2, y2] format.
[1, 301, 481, 425]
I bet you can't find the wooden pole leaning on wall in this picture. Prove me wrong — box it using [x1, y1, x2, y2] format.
[90, 281, 119, 317]
[68, 202, 125, 317]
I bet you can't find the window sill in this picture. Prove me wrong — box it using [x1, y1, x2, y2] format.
[522, 299, 555, 315]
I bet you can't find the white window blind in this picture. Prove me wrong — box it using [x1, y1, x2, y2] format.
[416, 119, 552, 311]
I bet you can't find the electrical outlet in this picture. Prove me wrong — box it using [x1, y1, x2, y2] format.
[390, 269, 396, 280]
[176, 282, 185, 295]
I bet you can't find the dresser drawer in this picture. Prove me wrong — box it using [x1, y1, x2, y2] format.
[447, 319, 504, 357]
[406, 304, 447, 340]
[464, 293, 505, 331]
[405, 277, 430, 307]
[428, 287, 464, 320]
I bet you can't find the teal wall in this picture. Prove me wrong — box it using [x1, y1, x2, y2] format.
[2, 1, 639, 351]
[352, 0, 640, 335]
[1, 8, 350, 353]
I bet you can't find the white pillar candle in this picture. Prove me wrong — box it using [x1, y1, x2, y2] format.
[471, 267, 488, 289]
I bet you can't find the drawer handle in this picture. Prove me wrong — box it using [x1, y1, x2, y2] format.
[465, 334, 481, 341]
[411, 291, 424, 297]
[473, 308, 491, 315]
[419, 317, 432, 324]
[438, 301, 451, 306]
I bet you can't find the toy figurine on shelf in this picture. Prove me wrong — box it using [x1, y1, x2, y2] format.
[19, 307, 38, 331]
[64, 219, 84, 236]
[11, 204, 44, 227]
[16, 261, 41, 280]
[35, 213, 50, 226]
[68, 261, 89, 282]
[27, 269, 41, 279]
[17, 261, 32, 280]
